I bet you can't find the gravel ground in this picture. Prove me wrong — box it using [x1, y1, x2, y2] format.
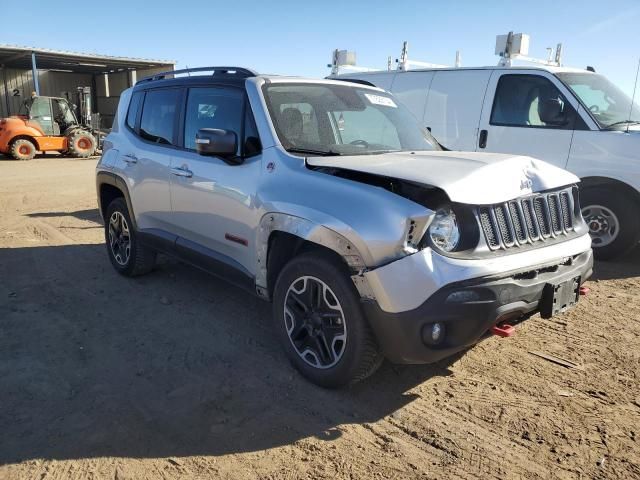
[0, 155, 639, 479]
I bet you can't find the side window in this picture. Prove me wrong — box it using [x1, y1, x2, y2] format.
[491, 75, 573, 128]
[139, 89, 180, 145]
[277, 102, 320, 145]
[243, 103, 261, 157]
[126, 91, 143, 131]
[183, 87, 243, 151]
[334, 107, 401, 149]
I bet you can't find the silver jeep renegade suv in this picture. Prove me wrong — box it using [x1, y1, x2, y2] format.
[96, 66, 593, 387]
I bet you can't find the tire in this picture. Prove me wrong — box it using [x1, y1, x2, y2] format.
[10, 139, 37, 160]
[67, 130, 96, 158]
[581, 187, 640, 260]
[272, 250, 383, 388]
[104, 197, 156, 276]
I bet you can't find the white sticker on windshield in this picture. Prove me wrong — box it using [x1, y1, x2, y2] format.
[364, 93, 397, 108]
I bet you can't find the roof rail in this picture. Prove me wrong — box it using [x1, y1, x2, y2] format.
[137, 66, 258, 84]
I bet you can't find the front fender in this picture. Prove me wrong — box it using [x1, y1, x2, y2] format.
[255, 212, 369, 297]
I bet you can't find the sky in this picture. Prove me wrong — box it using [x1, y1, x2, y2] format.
[2, 0, 640, 96]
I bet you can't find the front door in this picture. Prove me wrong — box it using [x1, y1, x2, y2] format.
[477, 71, 579, 169]
[169, 86, 262, 274]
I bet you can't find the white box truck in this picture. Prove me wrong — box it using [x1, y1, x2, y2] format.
[334, 41, 640, 259]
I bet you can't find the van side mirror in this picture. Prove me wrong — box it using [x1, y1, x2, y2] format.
[196, 128, 238, 158]
[539, 98, 568, 126]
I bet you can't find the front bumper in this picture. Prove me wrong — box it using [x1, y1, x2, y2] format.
[362, 248, 593, 364]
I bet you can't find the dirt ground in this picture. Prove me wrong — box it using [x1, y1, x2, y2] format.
[0, 155, 639, 480]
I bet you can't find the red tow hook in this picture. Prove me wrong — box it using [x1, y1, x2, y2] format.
[490, 323, 516, 337]
[579, 286, 590, 296]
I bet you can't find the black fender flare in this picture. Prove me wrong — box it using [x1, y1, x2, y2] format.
[96, 170, 137, 230]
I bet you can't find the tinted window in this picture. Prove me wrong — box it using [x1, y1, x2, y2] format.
[139, 89, 180, 145]
[184, 88, 243, 150]
[491, 75, 571, 128]
[126, 91, 143, 130]
[244, 103, 261, 157]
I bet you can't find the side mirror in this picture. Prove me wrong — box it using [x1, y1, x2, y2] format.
[539, 98, 568, 126]
[196, 128, 237, 158]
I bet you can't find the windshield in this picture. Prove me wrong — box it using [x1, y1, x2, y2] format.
[556, 72, 640, 129]
[263, 83, 439, 156]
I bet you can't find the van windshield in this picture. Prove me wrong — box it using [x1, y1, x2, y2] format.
[263, 83, 440, 156]
[556, 72, 640, 129]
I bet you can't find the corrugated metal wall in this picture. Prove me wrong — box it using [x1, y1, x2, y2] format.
[0, 68, 34, 117]
[0, 68, 92, 117]
[1, 65, 173, 127]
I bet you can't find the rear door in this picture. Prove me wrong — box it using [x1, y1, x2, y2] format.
[477, 71, 579, 168]
[169, 85, 262, 274]
[121, 87, 179, 231]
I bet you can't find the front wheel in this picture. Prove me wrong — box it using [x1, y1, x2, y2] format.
[10, 139, 37, 160]
[581, 188, 640, 260]
[273, 251, 383, 388]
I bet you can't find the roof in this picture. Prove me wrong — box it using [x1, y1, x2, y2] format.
[132, 69, 387, 92]
[0, 44, 175, 74]
[336, 64, 593, 77]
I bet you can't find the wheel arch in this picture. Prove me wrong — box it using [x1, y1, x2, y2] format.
[96, 171, 137, 229]
[10, 134, 39, 149]
[580, 176, 640, 207]
[256, 213, 369, 301]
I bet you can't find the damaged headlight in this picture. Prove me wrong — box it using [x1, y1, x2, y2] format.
[428, 207, 461, 252]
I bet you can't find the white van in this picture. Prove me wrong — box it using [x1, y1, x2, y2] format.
[336, 65, 640, 259]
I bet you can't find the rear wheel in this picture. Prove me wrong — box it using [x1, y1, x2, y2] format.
[581, 187, 640, 260]
[67, 130, 96, 158]
[10, 139, 37, 160]
[105, 197, 156, 276]
[273, 251, 383, 388]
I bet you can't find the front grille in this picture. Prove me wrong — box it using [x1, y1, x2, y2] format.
[478, 188, 578, 251]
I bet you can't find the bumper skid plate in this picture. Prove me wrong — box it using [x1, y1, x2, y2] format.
[363, 250, 593, 364]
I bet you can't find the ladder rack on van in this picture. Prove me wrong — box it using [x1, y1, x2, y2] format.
[328, 32, 564, 75]
[137, 66, 258, 84]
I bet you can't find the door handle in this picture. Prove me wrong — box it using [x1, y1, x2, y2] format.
[171, 166, 193, 178]
[479, 130, 488, 149]
[123, 153, 138, 164]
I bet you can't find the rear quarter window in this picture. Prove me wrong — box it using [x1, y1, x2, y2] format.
[126, 91, 144, 131]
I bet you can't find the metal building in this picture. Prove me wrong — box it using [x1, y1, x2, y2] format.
[0, 45, 175, 128]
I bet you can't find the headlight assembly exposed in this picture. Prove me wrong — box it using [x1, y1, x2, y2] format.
[428, 207, 461, 252]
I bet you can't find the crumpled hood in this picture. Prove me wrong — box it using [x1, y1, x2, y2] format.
[307, 151, 579, 205]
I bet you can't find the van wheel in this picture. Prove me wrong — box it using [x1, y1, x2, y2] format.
[105, 197, 156, 276]
[10, 139, 37, 160]
[581, 188, 640, 260]
[67, 131, 96, 158]
[273, 251, 383, 388]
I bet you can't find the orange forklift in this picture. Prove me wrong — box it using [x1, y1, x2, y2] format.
[0, 90, 99, 160]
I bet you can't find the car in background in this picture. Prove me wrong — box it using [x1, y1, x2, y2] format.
[336, 65, 640, 259]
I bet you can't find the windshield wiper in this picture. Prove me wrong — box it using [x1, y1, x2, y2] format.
[604, 120, 640, 129]
[286, 147, 341, 157]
